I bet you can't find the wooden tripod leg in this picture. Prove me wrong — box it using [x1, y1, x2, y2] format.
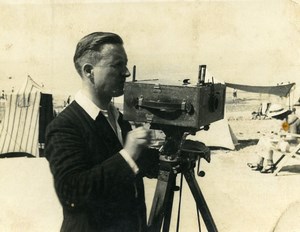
[162, 179, 176, 232]
[184, 169, 218, 232]
[148, 169, 177, 232]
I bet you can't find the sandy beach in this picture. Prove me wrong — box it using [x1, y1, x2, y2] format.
[1, 94, 300, 232]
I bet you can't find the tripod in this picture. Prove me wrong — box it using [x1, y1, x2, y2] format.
[147, 125, 218, 232]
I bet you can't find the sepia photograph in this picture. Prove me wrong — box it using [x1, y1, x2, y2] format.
[1, 0, 300, 231]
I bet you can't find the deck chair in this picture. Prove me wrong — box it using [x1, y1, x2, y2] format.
[273, 133, 300, 176]
[252, 102, 271, 120]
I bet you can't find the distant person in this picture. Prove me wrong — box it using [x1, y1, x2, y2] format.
[45, 32, 159, 232]
[63, 100, 67, 107]
[66, 95, 72, 105]
[233, 88, 237, 103]
[247, 104, 300, 173]
[1, 90, 5, 100]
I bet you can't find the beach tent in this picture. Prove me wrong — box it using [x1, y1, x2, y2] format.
[0, 76, 54, 157]
[187, 111, 238, 150]
[225, 82, 295, 97]
[226, 82, 297, 110]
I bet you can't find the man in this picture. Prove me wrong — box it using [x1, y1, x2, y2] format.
[45, 32, 158, 232]
[232, 88, 237, 103]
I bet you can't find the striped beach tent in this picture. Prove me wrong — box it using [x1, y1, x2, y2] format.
[0, 76, 54, 157]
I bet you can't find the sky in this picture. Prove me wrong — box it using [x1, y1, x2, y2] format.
[0, 0, 300, 96]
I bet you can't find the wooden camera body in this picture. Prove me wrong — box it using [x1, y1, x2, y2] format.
[123, 80, 226, 130]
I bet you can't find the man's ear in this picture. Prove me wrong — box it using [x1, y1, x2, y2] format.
[82, 64, 94, 83]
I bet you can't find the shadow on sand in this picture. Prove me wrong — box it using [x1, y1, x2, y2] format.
[235, 139, 259, 150]
[279, 164, 300, 174]
[0, 152, 35, 158]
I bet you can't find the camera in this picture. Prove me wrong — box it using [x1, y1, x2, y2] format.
[123, 65, 226, 131]
[123, 65, 224, 232]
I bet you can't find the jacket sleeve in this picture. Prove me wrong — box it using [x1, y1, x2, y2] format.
[45, 118, 136, 211]
[136, 148, 160, 178]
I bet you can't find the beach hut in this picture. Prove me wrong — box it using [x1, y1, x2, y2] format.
[0, 76, 54, 157]
[187, 111, 238, 150]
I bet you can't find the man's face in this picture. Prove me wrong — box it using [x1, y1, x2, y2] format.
[92, 43, 130, 98]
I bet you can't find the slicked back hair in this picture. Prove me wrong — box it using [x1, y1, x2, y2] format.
[73, 32, 123, 76]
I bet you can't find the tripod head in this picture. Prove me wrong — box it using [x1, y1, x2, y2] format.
[150, 123, 211, 176]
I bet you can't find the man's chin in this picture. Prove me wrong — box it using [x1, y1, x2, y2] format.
[112, 89, 124, 97]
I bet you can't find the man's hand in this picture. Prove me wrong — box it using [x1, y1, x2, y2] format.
[123, 127, 152, 160]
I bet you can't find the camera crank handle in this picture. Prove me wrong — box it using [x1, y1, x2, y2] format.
[197, 157, 205, 177]
[198, 170, 205, 177]
[197, 156, 206, 177]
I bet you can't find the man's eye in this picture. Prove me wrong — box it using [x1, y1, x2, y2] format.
[110, 63, 120, 68]
[111, 63, 126, 68]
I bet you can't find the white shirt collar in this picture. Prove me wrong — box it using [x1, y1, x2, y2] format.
[74, 90, 119, 121]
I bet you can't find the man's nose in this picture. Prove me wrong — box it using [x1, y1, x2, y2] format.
[123, 66, 131, 78]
